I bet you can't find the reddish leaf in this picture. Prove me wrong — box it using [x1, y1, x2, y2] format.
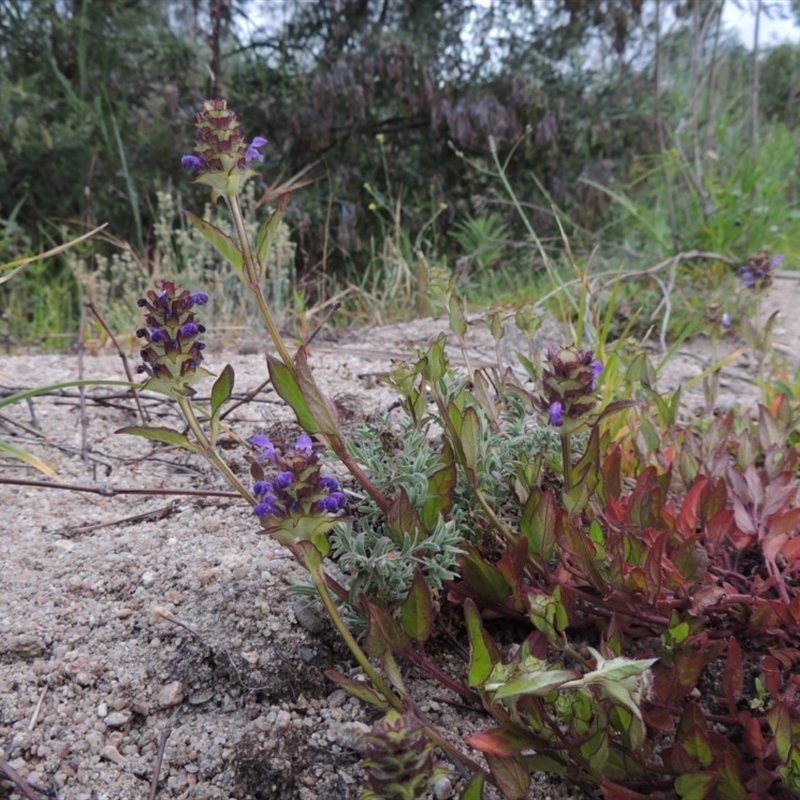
[599, 778, 654, 800]
[676, 476, 708, 538]
[781, 534, 800, 564]
[363, 597, 410, 657]
[466, 726, 530, 757]
[743, 714, 766, 759]
[705, 509, 735, 555]
[761, 655, 782, 696]
[769, 507, 800, 538]
[723, 638, 744, 718]
[386, 489, 422, 543]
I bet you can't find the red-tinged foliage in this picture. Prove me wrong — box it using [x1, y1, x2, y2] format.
[440, 392, 800, 798]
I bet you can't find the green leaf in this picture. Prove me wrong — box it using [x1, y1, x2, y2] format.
[325, 669, 391, 710]
[491, 669, 577, 699]
[295, 347, 342, 438]
[115, 426, 202, 452]
[520, 488, 558, 560]
[449, 293, 467, 337]
[399, 569, 434, 642]
[421, 459, 457, 532]
[267, 355, 318, 432]
[674, 772, 717, 800]
[465, 599, 501, 687]
[185, 211, 244, 276]
[210, 364, 235, 418]
[459, 405, 481, 480]
[458, 774, 484, 800]
[485, 753, 530, 800]
[458, 546, 512, 603]
[419, 334, 448, 383]
[255, 193, 292, 274]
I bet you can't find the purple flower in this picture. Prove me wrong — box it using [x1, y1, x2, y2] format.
[245, 136, 268, 165]
[254, 499, 279, 517]
[150, 328, 166, 342]
[190, 292, 209, 306]
[549, 401, 564, 428]
[317, 492, 346, 513]
[180, 322, 199, 338]
[181, 154, 206, 171]
[252, 434, 276, 463]
[274, 471, 294, 490]
[739, 252, 785, 290]
[295, 434, 313, 452]
[722, 313, 731, 329]
[253, 481, 273, 497]
[589, 360, 604, 391]
[318, 476, 339, 492]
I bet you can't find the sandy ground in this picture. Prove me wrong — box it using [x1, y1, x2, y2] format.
[1, 279, 798, 800]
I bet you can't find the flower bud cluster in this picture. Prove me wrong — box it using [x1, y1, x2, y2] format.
[361, 710, 440, 800]
[181, 98, 266, 175]
[249, 433, 346, 521]
[135, 282, 209, 393]
[538, 346, 603, 429]
[739, 252, 784, 291]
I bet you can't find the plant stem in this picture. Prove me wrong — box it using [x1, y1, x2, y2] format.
[176, 396, 255, 505]
[561, 430, 573, 491]
[225, 193, 296, 371]
[306, 563, 404, 711]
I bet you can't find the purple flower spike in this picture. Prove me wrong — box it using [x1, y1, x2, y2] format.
[181, 154, 206, 171]
[190, 292, 209, 306]
[275, 471, 294, 490]
[245, 136, 268, 165]
[295, 434, 313, 452]
[549, 401, 564, 428]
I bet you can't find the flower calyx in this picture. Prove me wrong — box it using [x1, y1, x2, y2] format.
[537, 346, 603, 431]
[181, 98, 268, 200]
[135, 282, 211, 396]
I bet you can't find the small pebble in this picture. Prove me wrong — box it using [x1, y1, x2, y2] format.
[100, 744, 125, 764]
[105, 710, 132, 727]
[157, 681, 184, 708]
[433, 776, 453, 799]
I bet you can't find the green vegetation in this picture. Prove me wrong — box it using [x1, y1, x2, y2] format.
[2, 1, 799, 345]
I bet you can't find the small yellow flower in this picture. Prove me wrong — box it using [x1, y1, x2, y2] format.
[375, 133, 385, 144]
[368, 202, 378, 212]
